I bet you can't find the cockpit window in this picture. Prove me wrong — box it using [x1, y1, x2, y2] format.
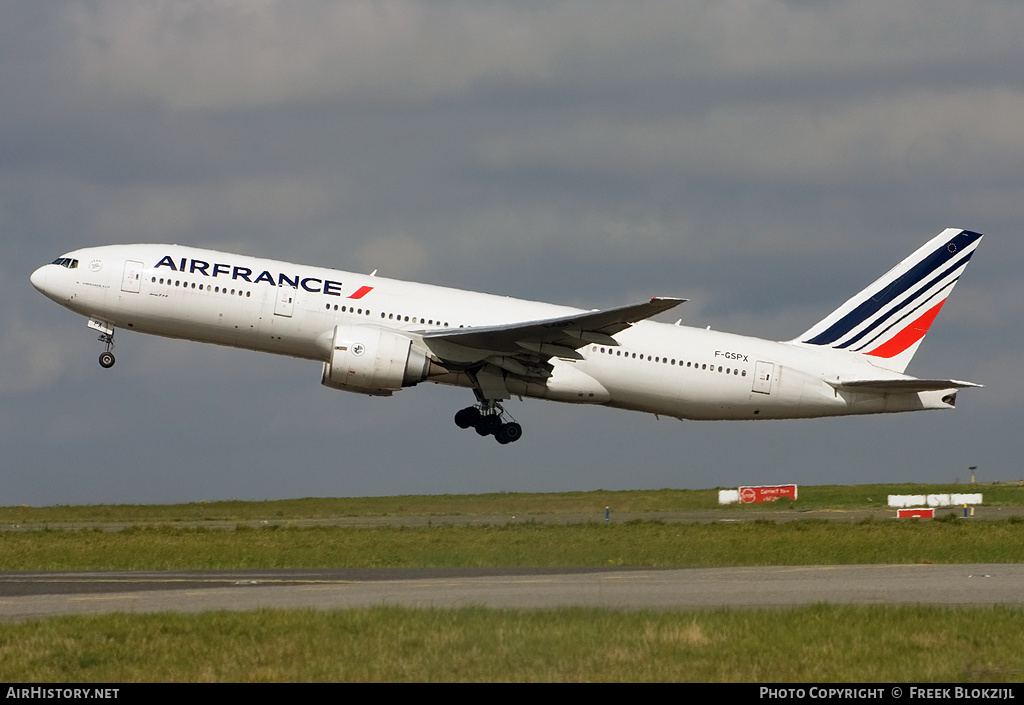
[50, 257, 79, 269]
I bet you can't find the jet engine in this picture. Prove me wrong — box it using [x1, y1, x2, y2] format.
[320, 324, 438, 396]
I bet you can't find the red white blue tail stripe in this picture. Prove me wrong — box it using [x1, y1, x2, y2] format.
[795, 228, 982, 372]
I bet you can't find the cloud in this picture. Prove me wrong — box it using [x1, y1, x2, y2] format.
[0, 315, 66, 394]
[473, 88, 1024, 190]
[64, 0, 556, 110]
[60, 1, 1024, 111]
[353, 236, 429, 279]
[82, 176, 341, 249]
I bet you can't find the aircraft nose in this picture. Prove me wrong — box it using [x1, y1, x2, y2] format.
[30, 265, 48, 293]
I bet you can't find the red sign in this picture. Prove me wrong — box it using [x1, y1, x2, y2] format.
[738, 485, 798, 503]
[897, 508, 934, 519]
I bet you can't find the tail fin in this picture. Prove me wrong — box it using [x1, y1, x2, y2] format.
[793, 228, 983, 373]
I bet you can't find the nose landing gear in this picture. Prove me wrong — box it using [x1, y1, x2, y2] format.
[454, 403, 523, 444]
[89, 319, 116, 368]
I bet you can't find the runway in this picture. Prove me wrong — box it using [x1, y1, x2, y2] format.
[2, 564, 1022, 621]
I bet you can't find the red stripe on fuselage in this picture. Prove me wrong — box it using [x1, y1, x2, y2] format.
[866, 299, 946, 359]
[348, 285, 374, 299]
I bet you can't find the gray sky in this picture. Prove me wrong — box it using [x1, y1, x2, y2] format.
[4, 1, 1023, 506]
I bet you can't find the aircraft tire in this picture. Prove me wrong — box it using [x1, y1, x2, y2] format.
[454, 407, 480, 429]
[99, 352, 116, 369]
[495, 422, 523, 445]
[474, 414, 501, 436]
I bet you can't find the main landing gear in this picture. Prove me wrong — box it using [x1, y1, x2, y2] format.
[454, 403, 523, 445]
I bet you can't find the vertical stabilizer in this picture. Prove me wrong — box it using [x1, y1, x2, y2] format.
[793, 228, 983, 373]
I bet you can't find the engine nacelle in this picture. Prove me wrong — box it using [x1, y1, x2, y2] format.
[321, 325, 432, 396]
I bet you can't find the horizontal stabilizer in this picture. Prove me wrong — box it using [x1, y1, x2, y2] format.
[826, 378, 983, 393]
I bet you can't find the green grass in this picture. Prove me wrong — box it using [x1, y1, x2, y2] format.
[2, 483, 1022, 524]
[0, 489, 709, 523]
[4, 519, 1024, 570]
[1, 606, 1020, 682]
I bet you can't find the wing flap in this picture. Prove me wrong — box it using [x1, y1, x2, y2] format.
[422, 297, 685, 356]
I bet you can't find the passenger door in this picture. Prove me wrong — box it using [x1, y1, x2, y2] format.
[121, 260, 144, 293]
[752, 361, 774, 394]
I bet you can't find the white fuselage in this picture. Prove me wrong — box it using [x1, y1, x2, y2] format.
[31, 244, 955, 422]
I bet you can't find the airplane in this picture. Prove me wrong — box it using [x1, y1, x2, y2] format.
[30, 227, 983, 444]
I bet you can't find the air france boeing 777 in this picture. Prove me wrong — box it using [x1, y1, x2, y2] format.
[30, 228, 982, 444]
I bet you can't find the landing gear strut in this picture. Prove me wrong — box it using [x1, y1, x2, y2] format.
[454, 403, 523, 444]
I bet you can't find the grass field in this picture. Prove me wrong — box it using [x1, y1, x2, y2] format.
[3, 483, 1022, 524]
[3, 516, 1024, 570]
[1, 606, 1021, 682]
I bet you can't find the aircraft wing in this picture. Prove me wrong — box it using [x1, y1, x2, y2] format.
[421, 297, 685, 359]
[826, 378, 983, 393]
